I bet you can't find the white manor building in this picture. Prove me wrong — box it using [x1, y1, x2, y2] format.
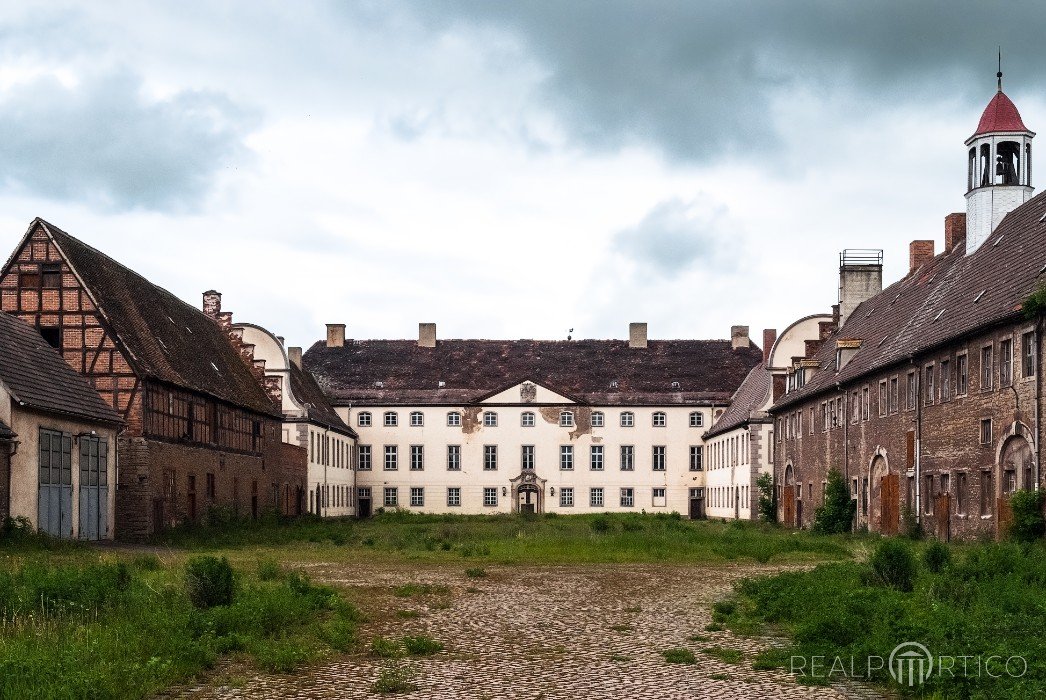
[303, 322, 763, 517]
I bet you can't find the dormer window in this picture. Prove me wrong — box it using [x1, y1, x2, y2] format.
[670, 381, 681, 390]
[609, 381, 619, 390]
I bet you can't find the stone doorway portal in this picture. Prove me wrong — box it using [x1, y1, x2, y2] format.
[510, 469, 546, 514]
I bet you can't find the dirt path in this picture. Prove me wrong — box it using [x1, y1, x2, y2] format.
[171, 560, 884, 699]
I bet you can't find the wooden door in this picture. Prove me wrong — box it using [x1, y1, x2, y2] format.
[881, 473, 899, 535]
[997, 496, 1013, 541]
[783, 488, 795, 528]
[934, 493, 951, 542]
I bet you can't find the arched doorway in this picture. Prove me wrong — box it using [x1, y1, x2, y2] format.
[997, 434, 1035, 537]
[869, 453, 897, 535]
[510, 470, 546, 514]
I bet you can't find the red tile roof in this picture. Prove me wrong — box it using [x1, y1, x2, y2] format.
[304, 338, 764, 407]
[973, 91, 1029, 136]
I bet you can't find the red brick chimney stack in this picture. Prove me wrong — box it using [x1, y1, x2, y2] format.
[762, 329, 777, 365]
[909, 240, 935, 273]
[945, 213, 967, 252]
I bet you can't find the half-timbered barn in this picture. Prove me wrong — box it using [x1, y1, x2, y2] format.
[0, 219, 301, 539]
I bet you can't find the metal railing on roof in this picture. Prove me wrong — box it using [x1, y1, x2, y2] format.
[840, 249, 883, 267]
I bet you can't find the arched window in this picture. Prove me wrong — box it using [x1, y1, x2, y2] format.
[446, 411, 461, 427]
[652, 411, 666, 427]
[619, 411, 634, 427]
[559, 410, 574, 427]
[409, 411, 424, 427]
[968, 147, 976, 191]
[357, 411, 372, 427]
[591, 411, 605, 427]
[689, 411, 704, 428]
[980, 144, 991, 187]
[383, 411, 398, 427]
[483, 411, 498, 427]
[521, 411, 535, 427]
[1027, 142, 1033, 186]
[997, 141, 1020, 185]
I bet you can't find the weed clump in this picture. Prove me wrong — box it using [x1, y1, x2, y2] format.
[869, 539, 916, 592]
[922, 540, 951, 573]
[662, 648, 696, 664]
[1009, 489, 1046, 543]
[185, 556, 235, 608]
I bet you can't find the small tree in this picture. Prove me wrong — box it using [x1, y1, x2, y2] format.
[755, 473, 776, 523]
[1009, 489, 1046, 543]
[812, 469, 855, 534]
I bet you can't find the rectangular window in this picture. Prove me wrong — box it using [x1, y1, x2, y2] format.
[358, 412, 372, 427]
[620, 487, 634, 507]
[924, 365, 935, 404]
[483, 487, 498, 507]
[980, 418, 992, 445]
[410, 445, 424, 471]
[41, 263, 61, 288]
[383, 445, 398, 471]
[591, 412, 604, 427]
[1023, 331, 1037, 378]
[590, 445, 604, 471]
[980, 470, 993, 515]
[981, 345, 993, 390]
[559, 487, 574, 507]
[956, 354, 968, 395]
[940, 359, 951, 401]
[483, 445, 498, 471]
[521, 412, 535, 427]
[905, 372, 916, 410]
[483, 412, 498, 427]
[560, 411, 574, 427]
[560, 445, 574, 470]
[589, 487, 604, 507]
[447, 412, 461, 426]
[410, 487, 424, 507]
[620, 412, 634, 427]
[447, 445, 461, 471]
[889, 377, 899, 413]
[522, 445, 535, 470]
[384, 412, 398, 427]
[924, 475, 934, 514]
[956, 473, 968, 515]
[1001, 338, 1013, 387]
[878, 382, 887, 417]
[851, 390, 859, 423]
[620, 445, 634, 471]
[447, 487, 461, 507]
[410, 412, 424, 427]
[206, 472, 216, 499]
[652, 412, 666, 427]
[861, 387, 869, 421]
[383, 487, 398, 507]
[689, 445, 703, 471]
[652, 445, 666, 471]
[358, 445, 372, 470]
[652, 487, 667, 507]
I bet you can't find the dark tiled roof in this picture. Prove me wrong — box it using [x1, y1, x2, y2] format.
[773, 192, 1046, 411]
[0, 418, 15, 440]
[0, 312, 122, 426]
[703, 364, 771, 439]
[289, 363, 356, 437]
[38, 220, 279, 417]
[304, 339, 765, 406]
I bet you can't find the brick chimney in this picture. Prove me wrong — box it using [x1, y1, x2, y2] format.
[762, 328, 777, 365]
[202, 290, 222, 319]
[629, 322, 647, 349]
[326, 324, 345, 348]
[288, 346, 302, 369]
[419, 322, 436, 348]
[909, 240, 934, 272]
[945, 213, 967, 252]
[731, 325, 750, 350]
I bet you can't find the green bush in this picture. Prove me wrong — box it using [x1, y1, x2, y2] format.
[256, 558, 283, 581]
[900, 504, 923, 540]
[756, 473, 776, 523]
[1009, 489, 1045, 543]
[185, 556, 235, 609]
[590, 516, 612, 533]
[401, 635, 443, 656]
[812, 469, 855, 534]
[869, 539, 916, 592]
[371, 636, 405, 658]
[922, 540, 951, 573]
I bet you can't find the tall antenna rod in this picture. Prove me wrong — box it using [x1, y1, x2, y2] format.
[998, 46, 1003, 92]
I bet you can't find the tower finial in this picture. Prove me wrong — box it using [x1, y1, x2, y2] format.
[997, 46, 1003, 92]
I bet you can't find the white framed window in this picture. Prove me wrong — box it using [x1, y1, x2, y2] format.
[591, 411, 605, 427]
[358, 412, 372, 427]
[483, 487, 498, 507]
[358, 445, 372, 470]
[447, 487, 461, 507]
[560, 445, 574, 470]
[483, 411, 498, 427]
[956, 353, 969, 396]
[447, 445, 461, 471]
[652, 445, 666, 471]
[522, 445, 535, 470]
[689, 411, 704, 427]
[383, 445, 398, 470]
[590, 445, 604, 471]
[521, 411, 536, 427]
[383, 487, 398, 507]
[620, 445, 634, 471]
[483, 445, 498, 470]
[447, 411, 461, 427]
[1023, 331, 1037, 378]
[410, 487, 424, 507]
[384, 411, 398, 427]
[652, 487, 667, 507]
[689, 446, 703, 471]
[620, 411, 634, 427]
[409, 411, 424, 427]
[559, 487, 574, 507]
[620, 487, 634, 507]
[559, 410, 574, 427]
[589, 487, 604, 507]
[652, 411, 667, 427]
[980, 418, 992, 445]
[981, 345, 994, 390]
[410, 445, 424, 471]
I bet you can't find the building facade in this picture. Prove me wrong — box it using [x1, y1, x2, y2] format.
[0, 219, 301, 539]
[304, 322, 763, 517]
[771, 80, 1043, 541]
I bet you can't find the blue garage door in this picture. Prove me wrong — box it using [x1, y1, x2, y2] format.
[78, 436, 108, 540]
[38, 429, 72, 538]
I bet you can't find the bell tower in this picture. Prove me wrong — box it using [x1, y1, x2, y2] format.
[965, 60, 1035, 254]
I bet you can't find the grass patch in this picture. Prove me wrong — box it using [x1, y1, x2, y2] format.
[372, 662, 417, 694]
[393, 583, 449, 598]
[610, 653, 632, 662]
[702, 646, 744, 664]
[464, 567, 487, 578]
[662, 647, 697, 664]
[401, 635, 443, 656]
[687, 634, 709, 642]
[395, 609, 420, 619]
[610, 624, 633, 632]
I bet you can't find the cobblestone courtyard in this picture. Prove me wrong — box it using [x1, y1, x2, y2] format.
[172, 560, 884, 700]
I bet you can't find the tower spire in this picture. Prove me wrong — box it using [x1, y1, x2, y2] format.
[997, 47, 1003, 92]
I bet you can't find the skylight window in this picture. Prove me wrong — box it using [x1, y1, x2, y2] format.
[933, 309, 945, 322]
[993, 235, 1005, 247]
[210, 361, 220, 373]
[974, 290, 986, 303]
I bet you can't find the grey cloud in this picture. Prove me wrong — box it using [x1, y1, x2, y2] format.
[612, 197, 735, 276]
[0, 69, 257, 212]
[408, 1, 1046, 163]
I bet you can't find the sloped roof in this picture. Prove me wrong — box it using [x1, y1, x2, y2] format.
[289, 363, 356, 437]
[703, 364, 771, 439]
[974, 91, 1029, 136]
[35, 220, 279, 417]
[0, 312, 122, 426]
[774, 191, 1046, 411]
[304, 339, 764, 406]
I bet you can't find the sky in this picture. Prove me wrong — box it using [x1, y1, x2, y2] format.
[0, 1, 1044, 349]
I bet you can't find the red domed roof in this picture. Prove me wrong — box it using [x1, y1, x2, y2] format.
[974, 91, 1029, 135]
